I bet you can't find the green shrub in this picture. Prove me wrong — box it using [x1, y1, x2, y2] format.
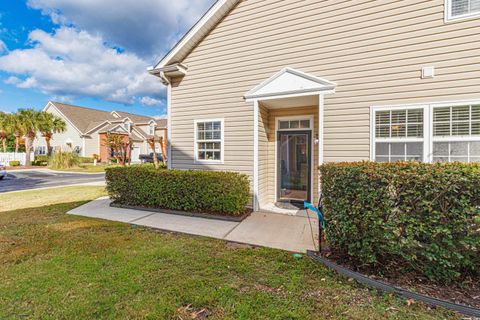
[48, 151, 80, 169]
[35, 155, 49, 162]
[320, 161, 480, 283]
[106, 167, 250, 216]
[9, 160, 20, 167]
[32, 160, 48, 166]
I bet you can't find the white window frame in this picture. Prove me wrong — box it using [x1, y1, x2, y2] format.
[445, 0, 480, 22]
[148, 123, 155, 135]
[36, 146, 47, 155]
[193, 118, 224, 164]
[371, 99, 480, 163]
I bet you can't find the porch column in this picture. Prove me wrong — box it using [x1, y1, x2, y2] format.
[253, 99, 259, 211]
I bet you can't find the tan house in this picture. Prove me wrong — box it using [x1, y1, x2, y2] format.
[149, 0, 480, 212]
[35, 101, 167, 162]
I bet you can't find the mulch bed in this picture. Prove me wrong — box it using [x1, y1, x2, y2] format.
[110, 202, 252, 222]
[320, 251, 480, 309]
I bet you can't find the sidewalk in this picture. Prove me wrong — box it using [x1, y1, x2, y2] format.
[68, 198, 319, 253]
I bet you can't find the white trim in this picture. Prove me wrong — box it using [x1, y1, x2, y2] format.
[445, 0, 480, 22]
[253, 100, 259, 211]
[370, 98, 480, 163]
[44, 102, 84, 136]
[244, 67, 337, 100]
[193, 118, 224, 164]
[318, 94, 324, 166]
[167, 82, 172, 169]
[84, 121, 110, 135]
[274, 115, 315, 204]
[82, 137, 86, 157]
[154, 0, 239, 69]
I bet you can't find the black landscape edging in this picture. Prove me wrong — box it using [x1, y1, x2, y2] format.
[110, 202, 251, 222]
[307, 250, 480, 318]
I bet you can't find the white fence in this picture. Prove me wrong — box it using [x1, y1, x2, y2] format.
[0, 152, 35, 166]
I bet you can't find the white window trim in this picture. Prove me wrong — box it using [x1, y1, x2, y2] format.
[371, 99, 480, 163]
[193, 118, 224, 164]
[445, 0, 480, 22]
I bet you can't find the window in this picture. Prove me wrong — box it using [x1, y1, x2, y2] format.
[432, 105, 480, 162]
[194, 119, 223, 162]
[148, 123, 155, 135]
[372, 102, 480, 163]
[446, 0, 480, 20]
[374, 108, 424, 162]
[279, 119, 311, 130]
[124, 122, 131, 132]
[35, 146, 47, 155]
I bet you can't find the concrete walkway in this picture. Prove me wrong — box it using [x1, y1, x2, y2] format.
[68, 198, 319, 253]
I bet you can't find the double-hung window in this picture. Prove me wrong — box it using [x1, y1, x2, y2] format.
[446, 0, 480, 21]
[374, 108, 424, 162]
[194, 119, 223, 163]
[372, 101, 480, 163]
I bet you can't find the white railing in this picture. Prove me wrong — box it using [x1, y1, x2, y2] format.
[0, 152, 35, 166]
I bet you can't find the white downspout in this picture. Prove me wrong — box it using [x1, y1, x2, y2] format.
[253, 99, 259, 211]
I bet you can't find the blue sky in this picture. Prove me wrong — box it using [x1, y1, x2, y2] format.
[0, 0, 214, 117]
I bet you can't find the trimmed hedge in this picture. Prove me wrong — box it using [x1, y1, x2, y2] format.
[320, 161, 480, 282]
[9, 160, 20, 167]
[105, 167, 250, 216]
[78, 157, 94, 163]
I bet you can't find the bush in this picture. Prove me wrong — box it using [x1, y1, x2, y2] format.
[33, 155, 49, 166]
[106, 167, 250, 216]
[320, 161, 480, 283]
[48, 151, 80, 169]
[9, 160, 20, 167]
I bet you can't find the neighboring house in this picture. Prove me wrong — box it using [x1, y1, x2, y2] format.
[149, 0, 480, 212]
[34, 101, 167, 162]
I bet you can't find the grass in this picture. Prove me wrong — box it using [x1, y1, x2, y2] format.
[0, 187, 458, 319]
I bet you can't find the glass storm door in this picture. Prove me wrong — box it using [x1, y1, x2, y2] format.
[277, 131, 311, 202]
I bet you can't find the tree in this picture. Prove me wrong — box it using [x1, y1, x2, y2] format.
[38, 112, 67, 156]
[17, 109, 41, 166]
[2, 113, 24, 153]
[147, 136, 160, 169]
[103, 134, 131, 166]
[0, 112, 9, 152]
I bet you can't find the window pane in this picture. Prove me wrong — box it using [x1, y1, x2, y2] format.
[376, 111, 390, 125]
[376, 156, 389, 162]
[213, 131, 221, 139]
[452, 0, 469, 16]
[407, 124, 423, 137]
[206, 142, 214, 149]
[452, 121, 469, 135]
[433, 156, 449, 163]
[391, 110, 406, 124]
[213, 152, 221, 160]
[198, 151, 205, 160]
[472, 0, 480, 11]
[470, 156, 480, 162]
[452, 106, 470, 121]
[376, 125, 389, 138]
[375, 143, 389, 156]
[450, 142, 468, 156]
[434, 122, 450, 136]
[450, 156, 468, 162]
[279, 121, 289, 129]
[470, 141, 480, 156]
[205, 131, 213, 140]
[205, 122, 213, 130]
[471, 105, 480, 120]
[213, 142, 221, 150]
[391, 124, 406, 137]
[212, 121, 221, 130]
[408, 109, 423, 123]
[197, 132, 205, 140]
[390, 156, 405, 162]
[197, 123, 205, 131]
[290, 120, 299, 129]
[471, 121, 480, 135]
[300, 120, 310, 128]
[406, 142, 423, 156]
[433, 143, 449, 156]
[434, 107, 450, 122]
[390, 143, 406, 156]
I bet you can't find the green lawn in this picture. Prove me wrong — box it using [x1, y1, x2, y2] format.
[0, 187, 457, 319]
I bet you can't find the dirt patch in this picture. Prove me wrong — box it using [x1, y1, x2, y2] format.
[174, 304, 211, 320]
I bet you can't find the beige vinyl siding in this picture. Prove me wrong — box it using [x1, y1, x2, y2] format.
[84, 132, 100, 157]
[258, 104, 269, 207]
[38, 106, 83, 152]
[169, 0, 480, 188]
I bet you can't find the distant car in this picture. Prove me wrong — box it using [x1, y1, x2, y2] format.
[0, 163, 6, 180]
[139, 153, 163, 163]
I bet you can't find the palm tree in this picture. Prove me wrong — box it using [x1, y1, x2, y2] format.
[0, 112, 9, 152]
[17, 109, 41, 166]
[38, 112, 66, 156]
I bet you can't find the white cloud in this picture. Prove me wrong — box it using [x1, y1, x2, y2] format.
[4, 76, 20, 85]
[26, 0, 215, 59]
[0, 39, 7, 53]
[140, 96, 162, 106]
[0, 27, 164, 105]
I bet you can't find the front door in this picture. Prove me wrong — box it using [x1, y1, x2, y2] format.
[277, 131, 311, 203]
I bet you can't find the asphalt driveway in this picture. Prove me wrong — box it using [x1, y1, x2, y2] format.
[0, 170, 105, 193]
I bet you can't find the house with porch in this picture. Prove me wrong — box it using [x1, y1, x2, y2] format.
[148, 0, 480, 212]
[35, 101, 167, 162]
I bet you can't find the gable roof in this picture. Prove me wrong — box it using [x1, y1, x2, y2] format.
[244, 68, 337, 100]
[45, 101, 157, 136]
[153, 0, 240, 70]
